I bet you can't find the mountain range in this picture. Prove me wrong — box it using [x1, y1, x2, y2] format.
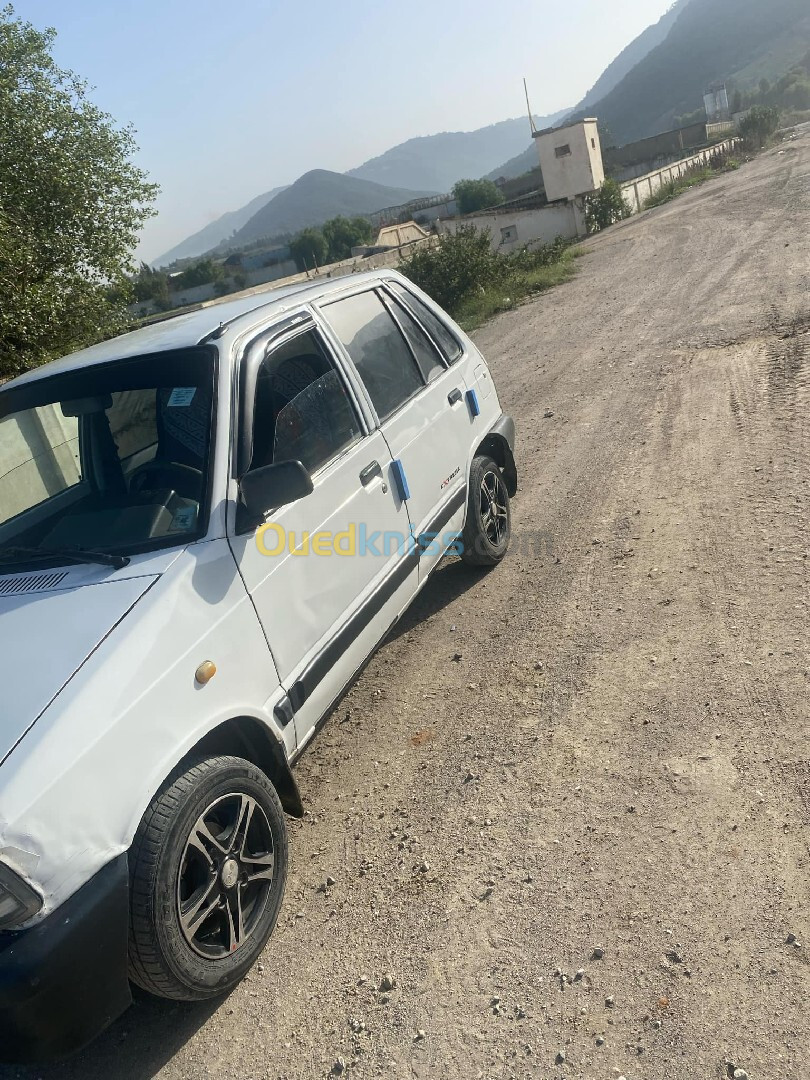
[155, 186, 288, 268]
[223, 170, 437, 250]
[346, 113, 569, 192]
[573, 0, 692, 115]
[153, 111, 566, 266]
[568, 0, 810, 143]
[154, 0, 810, 266]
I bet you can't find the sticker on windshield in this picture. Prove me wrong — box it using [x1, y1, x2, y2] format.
[167, 387, 197, 408]
[168, 506, 198, 532]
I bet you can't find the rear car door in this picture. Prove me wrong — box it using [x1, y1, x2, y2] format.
[321, 285, 478, 577]
[229, 318, 416, 750]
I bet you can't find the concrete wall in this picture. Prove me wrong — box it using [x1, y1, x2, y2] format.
[535, 120, 604, 202]
[244, 261, 298, 288]
[408, 200, 457, 226]
[706, 121, 736, 138]
[620, 138, 741, 214]
[440, 201, 579, 253]
[169, 281, 218, 307]
[605, 124, 709, 171]
[130, 259, 301, 318]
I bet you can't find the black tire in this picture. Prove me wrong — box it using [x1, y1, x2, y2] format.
[460, 454, 512, 567]
[128, 755, 288, 1001]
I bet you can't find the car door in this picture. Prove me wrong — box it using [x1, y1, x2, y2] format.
[321, 286, 477, 578]
[228, 318, 416, 750]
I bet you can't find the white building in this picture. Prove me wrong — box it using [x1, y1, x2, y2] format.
[533, 118, 605, 204]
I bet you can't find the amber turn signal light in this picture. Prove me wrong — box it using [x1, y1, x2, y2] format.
[195, 661, 217, 685]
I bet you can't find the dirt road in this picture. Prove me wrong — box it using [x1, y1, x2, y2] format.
[7, 131, 809, 1080]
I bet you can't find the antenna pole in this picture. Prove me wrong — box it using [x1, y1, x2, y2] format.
[524, 78, 537, 134]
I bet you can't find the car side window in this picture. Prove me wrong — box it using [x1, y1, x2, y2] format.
[388, 282, 464, 365]
[250, 329, 362, 477]
[385, 294, 446, 384]
[324, 290, 424, 421]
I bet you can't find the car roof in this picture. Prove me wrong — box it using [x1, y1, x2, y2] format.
[5, 269, 400, 389]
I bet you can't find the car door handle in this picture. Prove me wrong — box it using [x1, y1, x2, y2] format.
[359, 460, 383, 486]
[448, 388, 463, 406]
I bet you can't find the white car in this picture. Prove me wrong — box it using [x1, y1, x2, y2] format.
[0, 270, 516, 1060]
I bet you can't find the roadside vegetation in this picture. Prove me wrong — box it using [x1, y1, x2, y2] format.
[586, 178, 632, 233]
[738, 105, 781, 150]
[400, 226, 578, 332]
[641, 147, 741, 210]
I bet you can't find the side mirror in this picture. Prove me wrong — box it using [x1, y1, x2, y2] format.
[237, 460, 313, 531]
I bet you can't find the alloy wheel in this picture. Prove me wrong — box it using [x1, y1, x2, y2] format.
[480, 470, 508, 546]
[177, 792, 276, 959]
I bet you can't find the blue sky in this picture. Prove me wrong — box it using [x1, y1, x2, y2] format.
[17, 0, 673, 262]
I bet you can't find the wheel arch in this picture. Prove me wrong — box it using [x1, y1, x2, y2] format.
[167, 716, 304, 819]
[474, 431, 517, 496]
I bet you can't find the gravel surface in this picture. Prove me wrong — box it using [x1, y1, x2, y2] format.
[6, 128, 809, 1080]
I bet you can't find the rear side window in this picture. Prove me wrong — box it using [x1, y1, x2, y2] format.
[325, 290, 424, 421]
[386, 295, 445, 384]
[388, 282, 463, 364]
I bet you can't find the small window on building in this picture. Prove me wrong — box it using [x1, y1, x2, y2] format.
[500, 225, 518, 244]
[591, 138, 596, 149]
[554, 144, 572, 158]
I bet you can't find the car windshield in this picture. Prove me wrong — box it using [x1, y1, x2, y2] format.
[0, 348, 216, 569]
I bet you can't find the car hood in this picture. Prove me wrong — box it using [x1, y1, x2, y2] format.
[0, 573, 159, 765]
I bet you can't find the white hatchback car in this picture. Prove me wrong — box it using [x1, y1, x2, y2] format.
[0, 270, 516, 1060]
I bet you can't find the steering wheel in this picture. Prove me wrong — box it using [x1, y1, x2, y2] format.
[129, 461, 203, 500]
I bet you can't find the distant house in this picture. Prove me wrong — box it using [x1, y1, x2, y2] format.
[351, 221, 429, 257]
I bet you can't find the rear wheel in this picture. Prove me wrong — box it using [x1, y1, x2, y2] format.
[128, 755, 288, 1000]
[460, 454, 512, 567]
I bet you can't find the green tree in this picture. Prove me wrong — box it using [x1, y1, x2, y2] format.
[585, 179, 632, 233]
[131, 263, 169, 305]
[738, 105, 780, 149]
[176, 258, 223, 289]
[452, 178, 505, 216]
[289, 227, 327, 272]
[322, 215, 373, 262]
[759, 78, 771, 98]
[0, 5, 158, 378]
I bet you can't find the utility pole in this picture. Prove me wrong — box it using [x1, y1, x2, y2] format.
[524, 78, 537, 135]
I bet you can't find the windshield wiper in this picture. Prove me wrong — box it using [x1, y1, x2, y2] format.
[0, 545, 130, 571]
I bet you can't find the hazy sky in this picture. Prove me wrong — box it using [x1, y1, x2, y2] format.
[18, 0, 673, 262]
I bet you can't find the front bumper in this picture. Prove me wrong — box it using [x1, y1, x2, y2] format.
[0, 853, 132, 1062]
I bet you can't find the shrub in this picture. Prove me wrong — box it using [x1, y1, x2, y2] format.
[738, 106, 780, 149]
[400, 227, 577, 329]
[399, 226, 504, 314]
[585, 179, 632, 233]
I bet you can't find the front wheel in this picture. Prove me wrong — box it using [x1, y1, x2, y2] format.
[128, 756, 288, 1001]
[460, 455, 512, 567]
